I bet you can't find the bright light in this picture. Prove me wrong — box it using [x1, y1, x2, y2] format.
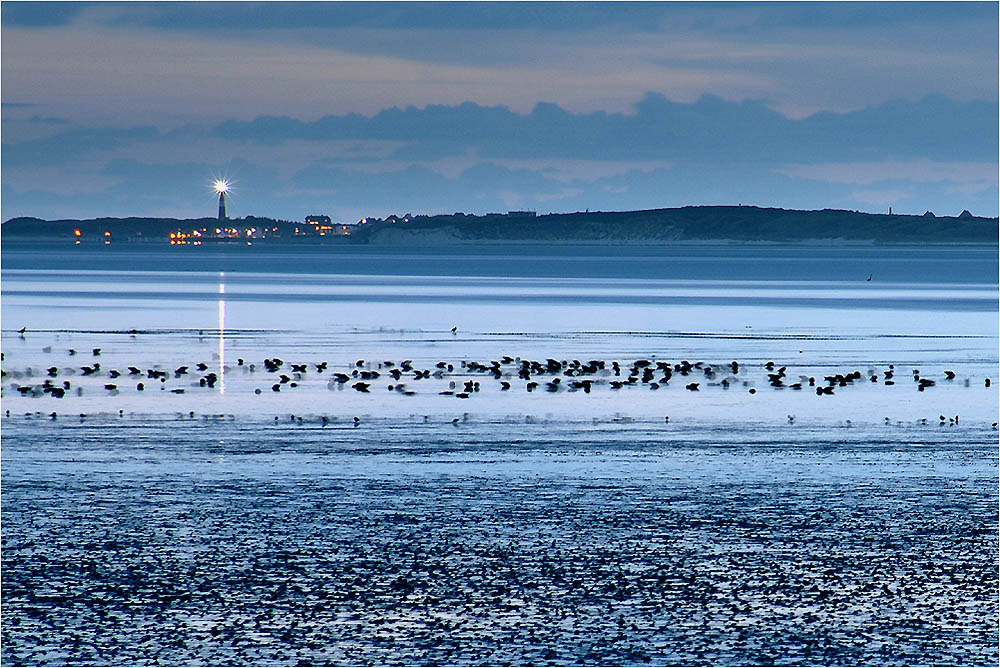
[213, 179, 231, 194]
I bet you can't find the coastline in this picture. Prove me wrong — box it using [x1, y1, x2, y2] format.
[2, 237, 997, 249]
[4, 205, 998, 247]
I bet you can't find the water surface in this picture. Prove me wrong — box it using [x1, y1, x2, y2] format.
[2, 242, 997, 665]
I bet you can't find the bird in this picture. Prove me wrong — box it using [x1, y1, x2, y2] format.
[866, 274, 872, 282]
[450, 326, 457, 333]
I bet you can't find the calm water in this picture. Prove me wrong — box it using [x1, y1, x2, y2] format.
[2, 242, 997, 424]
[2, 242, 997, 664]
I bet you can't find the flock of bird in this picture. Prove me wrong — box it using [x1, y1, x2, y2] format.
[2, 343, 995, 429]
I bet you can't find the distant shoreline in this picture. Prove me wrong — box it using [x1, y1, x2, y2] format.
[3, 238, 996, 250]
[3, 205, 997, 245]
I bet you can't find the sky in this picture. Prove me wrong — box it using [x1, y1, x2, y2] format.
[2, 1, 997, 223]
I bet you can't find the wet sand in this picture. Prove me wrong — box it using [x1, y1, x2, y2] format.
[2, 419, 997, 665]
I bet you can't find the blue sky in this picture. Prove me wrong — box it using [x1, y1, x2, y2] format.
[2, 1, 997, 222]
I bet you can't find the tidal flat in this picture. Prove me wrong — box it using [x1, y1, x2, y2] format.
[2, 419, 997, 665]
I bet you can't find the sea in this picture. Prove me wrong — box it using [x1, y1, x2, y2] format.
[2, 241, 997, 665]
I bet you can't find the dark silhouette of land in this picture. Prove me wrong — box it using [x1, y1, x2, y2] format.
[3, 206, 997, 244]
[353, 207, 997, 244]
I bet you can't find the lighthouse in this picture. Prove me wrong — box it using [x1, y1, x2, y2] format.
[213, 180, 230, 220]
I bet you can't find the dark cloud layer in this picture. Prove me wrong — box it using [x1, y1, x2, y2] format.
[2, 126, 160, 167]
[1, 91, 996, 221]
[213, 94, 997, 163]
[6, 94, 991, 171]
[5, 1, 992, 32]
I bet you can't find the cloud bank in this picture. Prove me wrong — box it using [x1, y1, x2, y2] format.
[2, 94, 996, 222]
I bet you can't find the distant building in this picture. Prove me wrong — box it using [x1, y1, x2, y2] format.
[507, 210, 537, 217]
[304, 214, 339, 235]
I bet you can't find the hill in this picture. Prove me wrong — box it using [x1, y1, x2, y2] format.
[351, 206, 998, 244]
[2, 206, 997, 244]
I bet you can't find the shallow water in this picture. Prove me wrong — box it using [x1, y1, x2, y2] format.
[2, 242, 998, 664]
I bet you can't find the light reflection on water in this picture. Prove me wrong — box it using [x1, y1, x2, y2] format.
[217, 272, 225, 395]
[1, 244, 997, 426]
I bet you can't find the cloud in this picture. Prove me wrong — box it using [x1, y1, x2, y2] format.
[213, 93, 998, 163]
[28, 115, 69, 125]
[1, 126, 160, 166]
[1, 94, 996, 221]
[0, 2, 88, 27]
[776, 160, 997, 188]
[3, 4, 994, 124]
[777, 158, 999, 207]
[5, 2, 993, 33]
